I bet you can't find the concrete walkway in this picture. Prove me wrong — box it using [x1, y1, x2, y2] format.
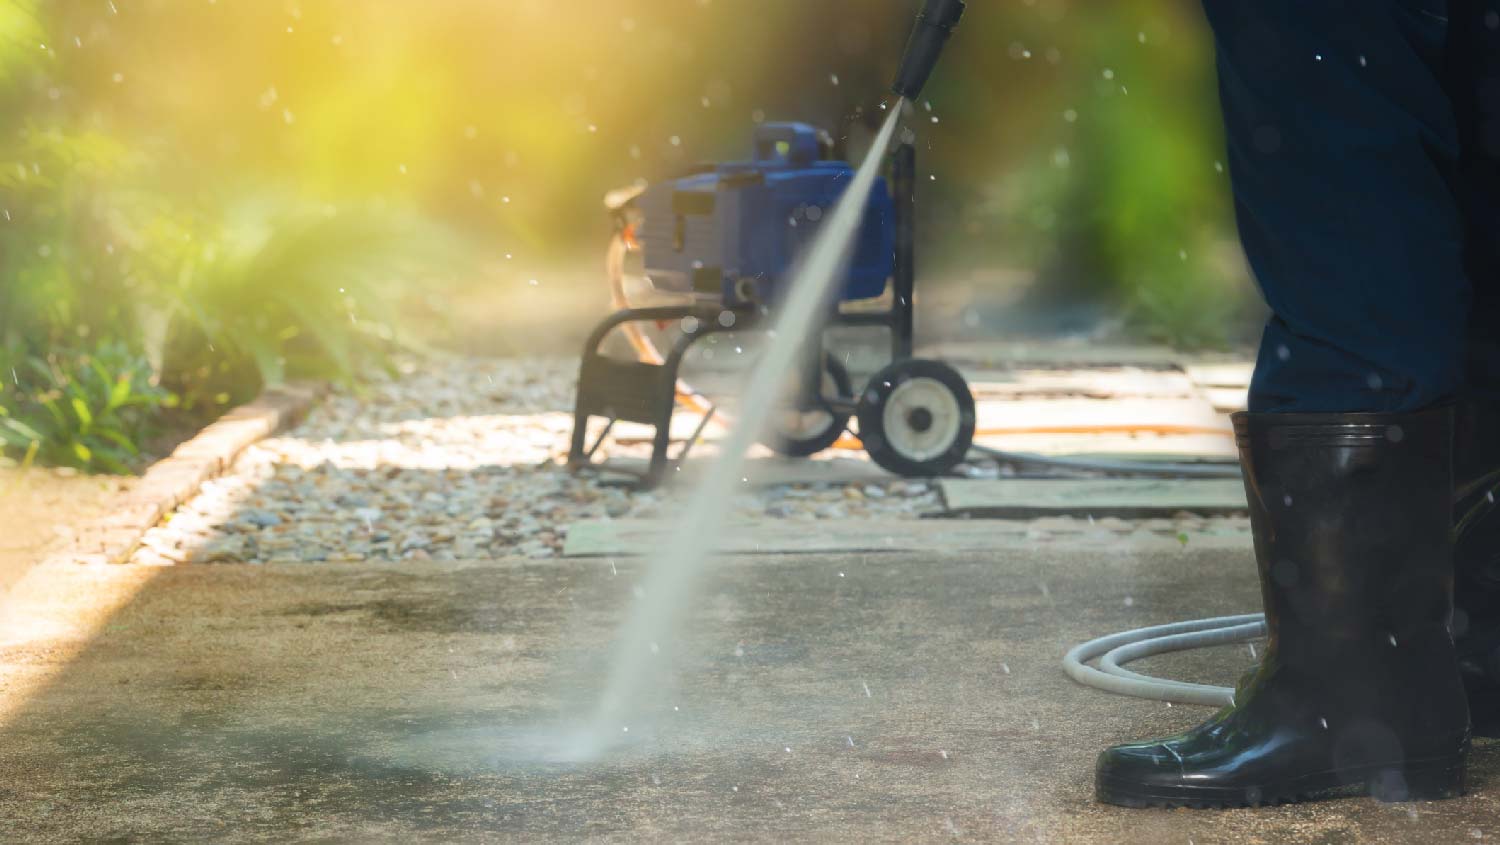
[2, 541, 1494, 842]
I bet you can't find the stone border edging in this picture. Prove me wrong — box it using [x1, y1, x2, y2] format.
[75, 382, 324, 565]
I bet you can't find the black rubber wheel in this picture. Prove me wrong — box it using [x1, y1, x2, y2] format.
[763, 354, 854, 458]
[857, 358, 976, 477]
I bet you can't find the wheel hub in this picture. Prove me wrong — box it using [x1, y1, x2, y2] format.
[883, 377, 962, 462]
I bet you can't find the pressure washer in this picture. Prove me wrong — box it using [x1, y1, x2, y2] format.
[568, 2, 974, 491]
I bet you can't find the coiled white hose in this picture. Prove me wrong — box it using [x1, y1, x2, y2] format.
[1063, 614, 1268, 707]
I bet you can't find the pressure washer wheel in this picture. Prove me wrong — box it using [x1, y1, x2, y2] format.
[857, 358, 975, 477]
[763, 354, 854, 458]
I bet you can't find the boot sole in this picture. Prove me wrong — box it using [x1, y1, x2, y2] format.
[1096, 755, 1466, 809]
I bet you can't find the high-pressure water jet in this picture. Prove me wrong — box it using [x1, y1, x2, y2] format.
[554, 0, 971, 762]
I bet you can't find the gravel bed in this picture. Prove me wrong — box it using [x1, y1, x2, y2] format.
[131, 356, 965, 564]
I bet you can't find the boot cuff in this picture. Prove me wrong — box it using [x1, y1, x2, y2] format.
[1232, 407, 1452, 450]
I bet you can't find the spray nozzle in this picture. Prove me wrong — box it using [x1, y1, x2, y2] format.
[891, 0, 965, 101]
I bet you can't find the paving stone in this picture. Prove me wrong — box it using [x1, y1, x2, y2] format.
[940, 478, 1248, 518]
[560, 516, 1248, 557]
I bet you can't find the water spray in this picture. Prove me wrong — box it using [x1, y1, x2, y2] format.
[570, 109, 907, 759]
[550, 0, 979, 760]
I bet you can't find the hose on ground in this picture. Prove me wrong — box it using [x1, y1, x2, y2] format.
[1062, 614, 1267, 707]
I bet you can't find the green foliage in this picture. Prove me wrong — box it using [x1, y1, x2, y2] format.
[0, 8, 458, 471]
[158, 201, 448, 410]
[0, 341, 173, 474]
[0, 0, 45, 88]
[0, 124, 143, 351]
[936, 2, 1257, 349]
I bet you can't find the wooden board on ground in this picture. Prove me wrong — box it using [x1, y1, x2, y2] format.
[974, 432, 1240, 461]
[966, 369, 1200, 401]
[973, 397, 1230, 434]
[595, 455, 889, 488]
[940, 478, 1247, 518]
[1182, 361, 1256, 389]
[1201, 386, 1250, 414]
[921, 341, 1183, 370]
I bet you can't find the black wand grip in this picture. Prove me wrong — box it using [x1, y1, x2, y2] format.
[891, 0, 966, 100]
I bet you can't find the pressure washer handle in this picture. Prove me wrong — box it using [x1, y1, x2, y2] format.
[891, 0, 965, 100]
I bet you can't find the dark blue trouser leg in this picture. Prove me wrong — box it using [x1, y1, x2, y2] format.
[1450, 0, 1500, 403]
[1202, 0, 1470, 412]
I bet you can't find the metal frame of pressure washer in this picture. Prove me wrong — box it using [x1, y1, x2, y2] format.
[568, 142, 921, 490]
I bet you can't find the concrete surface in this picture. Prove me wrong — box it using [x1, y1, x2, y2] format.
[1, 543, 1496, 843]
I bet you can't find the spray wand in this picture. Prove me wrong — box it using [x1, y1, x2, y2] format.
[892, 0, 966, 101]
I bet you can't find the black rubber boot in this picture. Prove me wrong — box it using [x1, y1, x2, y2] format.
[1095, 409, 1470, 808]
[1454, 400, 1500, 736]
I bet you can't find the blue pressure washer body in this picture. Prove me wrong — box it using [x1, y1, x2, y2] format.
[568, 0, 970, 490]
[636, 122, 895, 309]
